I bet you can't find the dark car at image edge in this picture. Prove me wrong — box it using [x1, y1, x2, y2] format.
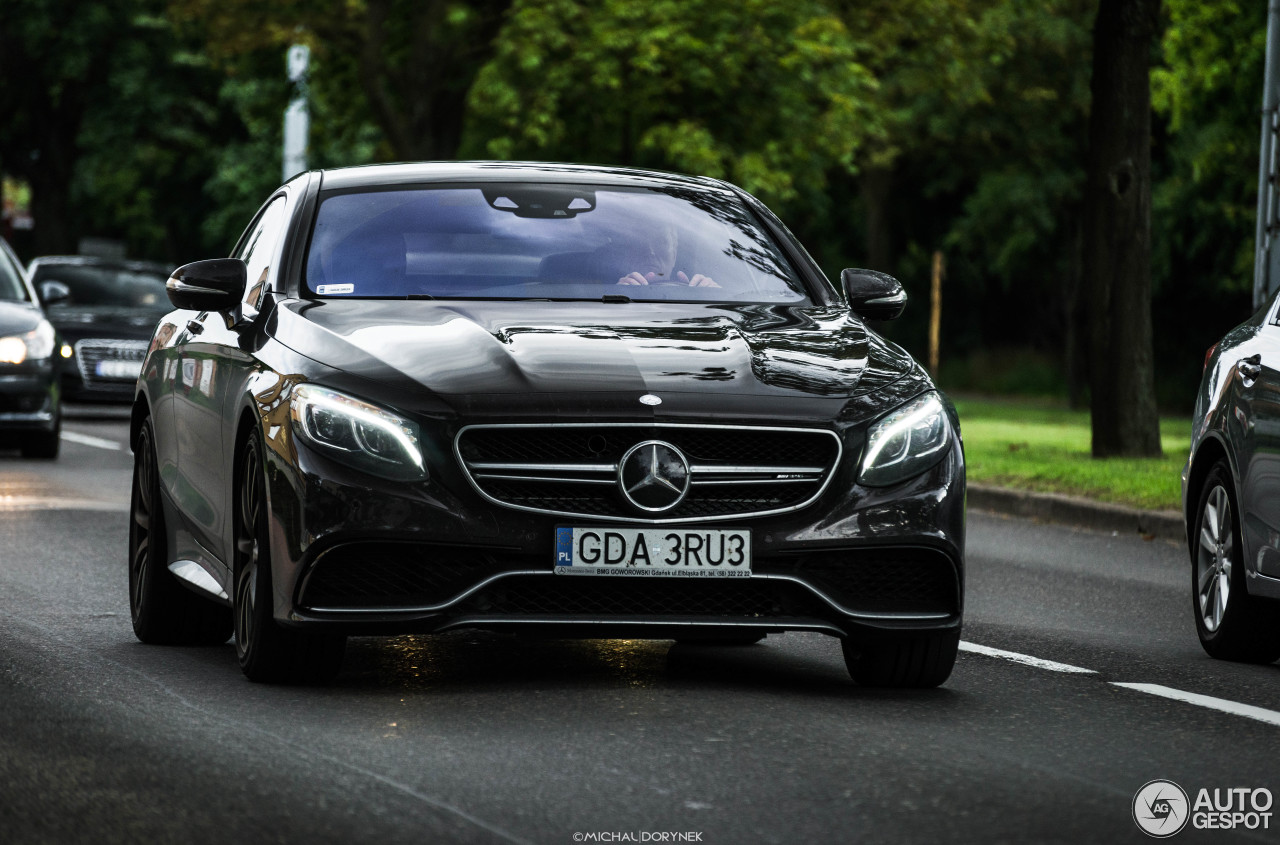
[1184, 295, 1280, 664]
[0, 237, 62, 458]
[128, 161, 966, 686]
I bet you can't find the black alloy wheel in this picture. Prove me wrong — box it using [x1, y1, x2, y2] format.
[234, 434, 345, 684]
[128, 416, 231, 644]
[842, 629, 960, 688]
[1192, 461, 1280, 663]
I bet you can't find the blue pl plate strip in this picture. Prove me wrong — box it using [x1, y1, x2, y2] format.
[555, 527, 574, 566]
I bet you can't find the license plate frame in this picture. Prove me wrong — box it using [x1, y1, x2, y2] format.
[95, 359, 143, 380]
[554, 526, 752, 577]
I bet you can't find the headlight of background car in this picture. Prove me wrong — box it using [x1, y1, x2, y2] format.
[290, 384, 427, 481]
[0, 320, 56, 365]
[858, 391, 953, 487]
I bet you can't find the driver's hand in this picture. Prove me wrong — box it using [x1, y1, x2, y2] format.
[618, 271, 656, 285]
[679, 271, 720, 288]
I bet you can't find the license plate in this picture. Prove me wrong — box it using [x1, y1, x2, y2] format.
[96, 359, 143, 380]
[554, 527, 751, 577]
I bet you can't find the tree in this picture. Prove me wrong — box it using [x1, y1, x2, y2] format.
[1082, 0, 1163, 456]
[169, 0, 513, 162]
[465, 0, 884, 210]
[0, 0, 136, 255]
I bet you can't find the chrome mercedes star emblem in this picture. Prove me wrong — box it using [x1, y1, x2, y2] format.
[618, 440, 690, 512]
[639, 394, 662, 406]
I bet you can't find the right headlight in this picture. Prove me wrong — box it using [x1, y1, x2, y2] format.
[290, 384, 427, 481]
[0, 320, 56, 364]
[858, 391, 953, 487]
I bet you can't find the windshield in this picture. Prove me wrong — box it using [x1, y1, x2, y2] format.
[31, 264, 169, 308]
[304, 184, 810, 303]
[0, 245, 28, 302]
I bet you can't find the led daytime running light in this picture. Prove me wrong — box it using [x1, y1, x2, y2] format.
[290, 384, 425, 479]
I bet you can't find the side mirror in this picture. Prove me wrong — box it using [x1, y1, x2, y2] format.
[166, 258, 245, 312]
[841, 268, 906, 320]
[38, 280, 71, 306]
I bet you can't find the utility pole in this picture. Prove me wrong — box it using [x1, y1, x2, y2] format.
[929, 251, 944, 377]
[283, 45, 310, 183]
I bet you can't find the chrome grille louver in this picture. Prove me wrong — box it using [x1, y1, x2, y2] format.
[74, 339, 147, 386]
[455, 423, 842, 523]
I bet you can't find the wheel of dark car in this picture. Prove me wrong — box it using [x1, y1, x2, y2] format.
[19, 411, 60, 459]
[128, 416, 232, 645]
[842, 630, 960, 688]
[1192, 461, 1280, 664]
[234, 434, 345, 684]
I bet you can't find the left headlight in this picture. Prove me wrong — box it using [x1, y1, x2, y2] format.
[290, 384, 427, 481]
[0, 320, 56, 364]
[858, 391, 953, 487]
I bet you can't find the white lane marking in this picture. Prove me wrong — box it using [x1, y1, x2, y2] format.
[61, 431, 123, 451]
[959, 641, 1097, 674]
[1112, 683, 1280, 729]
[0, 496, 129, 512]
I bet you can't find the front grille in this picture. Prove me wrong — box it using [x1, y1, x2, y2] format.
[760, 548, 959, 614]
[75, 339, 147, 387]
[456, 423, 841, 522]
[462, 575, 827, 618]
[299, 543, 538, 609]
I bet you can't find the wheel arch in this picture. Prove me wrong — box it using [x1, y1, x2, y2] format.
[1185, 434, 1235, 557]
[130, 391, 151, 451]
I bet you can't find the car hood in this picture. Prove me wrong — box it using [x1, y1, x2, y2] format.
[273, 299, 915, 405]
[49, 306, 166, 340]
[0, 300, 45, 336]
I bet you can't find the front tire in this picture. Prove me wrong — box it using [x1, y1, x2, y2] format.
[234, 435, 345, 683]
[1192, 461, 1280, 664]
[842, 630, 960, 688]
[20, 412, 60, 459]
[128, 416, 231, 644]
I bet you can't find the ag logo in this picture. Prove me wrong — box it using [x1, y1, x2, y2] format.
[1133, 780, 1190, 838]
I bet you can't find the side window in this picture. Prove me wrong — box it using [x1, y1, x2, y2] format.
[235, 197, 288, 312]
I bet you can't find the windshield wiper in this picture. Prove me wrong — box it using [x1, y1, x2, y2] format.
[602, 294, 631, 303]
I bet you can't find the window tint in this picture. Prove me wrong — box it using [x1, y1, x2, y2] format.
[30, 264, 168, 309]
[303, 185, 809, 304]
[236, 196, 288, 310]
[0, 243, 28, 302]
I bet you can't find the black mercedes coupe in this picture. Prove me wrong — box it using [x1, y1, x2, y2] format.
[128, 162, 965, 686]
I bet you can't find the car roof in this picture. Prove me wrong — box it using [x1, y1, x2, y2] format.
[28, 255, 170, 275]
[314, 161, 734, 194]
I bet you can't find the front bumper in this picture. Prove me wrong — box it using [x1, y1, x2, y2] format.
[0, 366, 59, 433]
[262, 429, 966, 640]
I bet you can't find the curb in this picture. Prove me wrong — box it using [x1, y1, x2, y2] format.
[968, 483, 1185, 543]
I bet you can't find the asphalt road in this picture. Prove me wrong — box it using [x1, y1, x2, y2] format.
[1, 412, 1278, 844]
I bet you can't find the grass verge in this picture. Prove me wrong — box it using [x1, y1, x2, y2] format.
[954, 397, 1189, 512]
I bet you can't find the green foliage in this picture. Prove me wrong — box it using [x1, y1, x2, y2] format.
[466, 0, 883, 207]
[956, 398, 1189, 510]
[1148, 0, 1263, 409]
[0, 0, 1270, 420]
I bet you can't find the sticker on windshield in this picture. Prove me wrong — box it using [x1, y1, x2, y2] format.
[316, 284, 355, 295]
